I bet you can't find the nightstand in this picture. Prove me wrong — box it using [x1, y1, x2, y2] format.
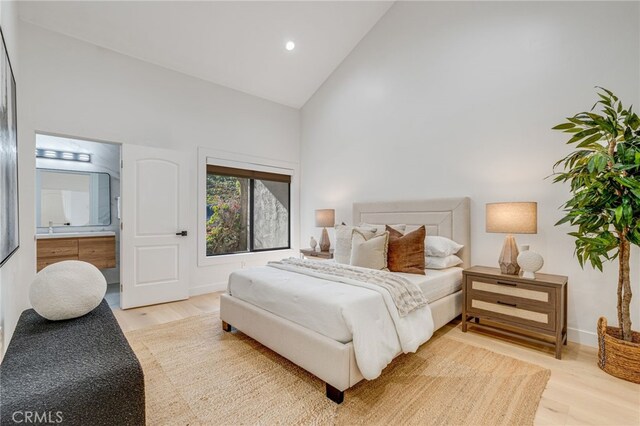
[462, 265, 568, 359]
[300, 248, 334, 260]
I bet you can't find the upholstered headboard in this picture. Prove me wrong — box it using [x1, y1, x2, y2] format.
[352, 198, 471, 268]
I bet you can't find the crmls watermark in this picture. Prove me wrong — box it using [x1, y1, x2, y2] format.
[11, 411, 64, 424]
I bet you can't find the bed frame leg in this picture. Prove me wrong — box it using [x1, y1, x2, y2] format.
[222, 321, 232, 332]
[326, 383, 344, 404]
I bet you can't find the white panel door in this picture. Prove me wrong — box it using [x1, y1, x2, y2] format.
[121, 144, 190, 309]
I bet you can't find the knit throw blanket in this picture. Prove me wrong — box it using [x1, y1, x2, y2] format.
[267, 258, 427, 316]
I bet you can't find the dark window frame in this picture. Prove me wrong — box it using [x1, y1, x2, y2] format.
[206, 165, 291, 257]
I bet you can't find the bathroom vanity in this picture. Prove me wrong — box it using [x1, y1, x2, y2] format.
[36, 232, 116, 271]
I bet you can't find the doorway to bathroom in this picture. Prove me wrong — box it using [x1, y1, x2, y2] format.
[35, 133, 122, 308]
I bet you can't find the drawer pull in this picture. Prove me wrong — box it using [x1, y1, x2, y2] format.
[496, 281, 517, 287]
[496, 301, 517, 308]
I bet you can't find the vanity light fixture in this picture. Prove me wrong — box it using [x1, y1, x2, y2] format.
[36, 148, 92, 163]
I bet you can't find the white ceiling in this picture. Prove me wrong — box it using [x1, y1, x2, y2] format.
[18, 1, 393, 108]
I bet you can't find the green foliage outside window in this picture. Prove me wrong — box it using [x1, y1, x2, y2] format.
[206, 175, 248, 255]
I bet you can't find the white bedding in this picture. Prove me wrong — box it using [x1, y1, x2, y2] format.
[396, 267, 463, 303]
[227, 265, 462, 380]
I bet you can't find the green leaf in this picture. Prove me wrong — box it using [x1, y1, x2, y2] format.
[577, 132, 604, 148]
[615, 206, 623, 223]
[596, 86, 618, 102]
[567, 127, 600, 144]
[552, 123, 576, 130]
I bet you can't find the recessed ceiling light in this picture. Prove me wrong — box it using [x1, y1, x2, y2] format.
[285, 41, 295, 51]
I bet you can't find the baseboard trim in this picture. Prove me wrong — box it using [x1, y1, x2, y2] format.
[189, 281, 227, 297]
[568, 327, 597, 348]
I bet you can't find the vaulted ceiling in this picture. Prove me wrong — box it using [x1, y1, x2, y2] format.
[19, 1, 393, 108]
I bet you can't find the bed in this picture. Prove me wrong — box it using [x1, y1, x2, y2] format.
[220, 198, 470, 403]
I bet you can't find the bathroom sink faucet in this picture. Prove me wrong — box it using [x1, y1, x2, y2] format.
[48, 221, 71, 234]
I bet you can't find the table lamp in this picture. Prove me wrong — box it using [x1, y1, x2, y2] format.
[486, 202, 537, 275]
[315, 209, 335, 252]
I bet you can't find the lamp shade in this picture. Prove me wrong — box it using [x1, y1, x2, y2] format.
[486, 202, 537, 234]
[315, 209, 335, 228]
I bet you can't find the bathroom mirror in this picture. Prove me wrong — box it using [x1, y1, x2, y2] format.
[36, 169, 111, 227]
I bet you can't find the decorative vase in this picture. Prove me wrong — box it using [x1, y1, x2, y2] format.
[310, 236, 317, 251]
[517, 245, 544, 279]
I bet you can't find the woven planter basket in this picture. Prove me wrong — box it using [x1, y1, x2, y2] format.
[597, 317, 640, 384]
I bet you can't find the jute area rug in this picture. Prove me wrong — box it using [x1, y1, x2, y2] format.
[125, 314, 550, 425]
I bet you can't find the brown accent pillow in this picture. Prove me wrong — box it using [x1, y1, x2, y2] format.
[386, 225, 426, 275]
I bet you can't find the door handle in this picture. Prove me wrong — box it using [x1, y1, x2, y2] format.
[176, 231, 188, 236]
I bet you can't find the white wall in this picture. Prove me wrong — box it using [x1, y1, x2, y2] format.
[301, 1, 640, 346]
[0, 20, 299, 349]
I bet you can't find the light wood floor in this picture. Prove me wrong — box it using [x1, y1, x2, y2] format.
[112, 293, 640, 426]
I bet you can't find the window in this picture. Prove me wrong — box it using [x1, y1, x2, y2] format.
[206, 165, 291, 256]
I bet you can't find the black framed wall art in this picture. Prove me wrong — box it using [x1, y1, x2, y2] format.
[0, 27, 18, 267]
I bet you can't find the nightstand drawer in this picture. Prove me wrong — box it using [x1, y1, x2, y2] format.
[467, 275, 554, 308]
[467, 293, 556, 331]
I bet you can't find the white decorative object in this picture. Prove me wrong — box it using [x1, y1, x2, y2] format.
[310, 236, 318, 251]
[517, 245, 544, 279]
[29, 260, 107, 321]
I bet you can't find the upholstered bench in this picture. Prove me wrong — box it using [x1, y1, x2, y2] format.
[0, 300, 145, 425]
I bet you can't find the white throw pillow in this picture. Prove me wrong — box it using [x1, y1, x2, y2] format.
[425, 236, 463, 257]
[360, 223, 406, 236]
[350, 230, 389, 270]
[334, 224, 376, 264]
[30, 260, 107, 321]
[425, 255, 463, 270]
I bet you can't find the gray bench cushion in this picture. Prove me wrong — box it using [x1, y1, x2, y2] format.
[0, 300, 145, 425]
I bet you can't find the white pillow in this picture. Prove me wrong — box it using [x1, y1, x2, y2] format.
[350, 230, 389, 270]
[425, 255, 463, 270]
[30, 260, 107, 321]
[334, 224, 376, 264]
[425, 236, 463, 257]
[360, 223, 406, 236]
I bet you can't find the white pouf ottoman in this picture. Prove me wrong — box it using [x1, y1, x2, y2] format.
[30, 260, 107, 321]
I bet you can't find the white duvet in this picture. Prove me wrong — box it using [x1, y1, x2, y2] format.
[228, 264, 434, 380]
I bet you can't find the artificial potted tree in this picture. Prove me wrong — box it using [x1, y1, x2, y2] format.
[552, 87, 639, 383]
